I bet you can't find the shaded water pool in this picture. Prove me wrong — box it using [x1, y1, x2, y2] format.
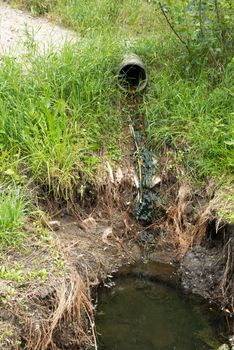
[96, 262, 226, 350]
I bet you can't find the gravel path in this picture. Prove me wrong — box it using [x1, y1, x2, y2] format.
[0, 2, 77, 55]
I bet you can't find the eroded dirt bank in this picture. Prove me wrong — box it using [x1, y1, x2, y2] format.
[1, 173, 233, 349]
[0, 98, 232, 349]
[0, 205, 141, 349]
[181, 222, 234, 312]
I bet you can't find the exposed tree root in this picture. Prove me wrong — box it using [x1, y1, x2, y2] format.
[16, 272, 95, 350]
[220, 237, 234, 314]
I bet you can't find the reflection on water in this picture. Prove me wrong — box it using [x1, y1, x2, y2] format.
[96, 262, 225, 350]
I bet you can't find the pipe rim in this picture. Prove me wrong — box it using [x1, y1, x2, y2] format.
[117, 55, 148, 93]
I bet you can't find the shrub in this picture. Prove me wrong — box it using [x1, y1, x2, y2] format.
[158, 0, 234, 67]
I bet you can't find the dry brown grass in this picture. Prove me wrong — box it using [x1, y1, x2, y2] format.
[219, 237, 234, 314]
[164, 182, 215, 252]
[0, 223, 96, 350]
[22, 272, 95, 350]
[165, 180, 234, 312]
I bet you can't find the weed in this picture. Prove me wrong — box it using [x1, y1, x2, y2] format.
[0, 320, 20, 348]
[0, 187, 28, 247]
[158, 0, 234, 67]
[4, 0, 234, 208]
[141, 62, 234, 180]
[0, 38, 127, 201]
[49, 0, 165, 37]
[15, 0, 57, 15]
[0, 265, 48, 283]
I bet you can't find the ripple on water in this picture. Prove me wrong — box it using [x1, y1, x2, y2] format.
[96, 263, 226, 350]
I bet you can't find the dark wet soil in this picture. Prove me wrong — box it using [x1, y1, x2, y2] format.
[180, 222, 234, 308]
[180, 245, 224, 299]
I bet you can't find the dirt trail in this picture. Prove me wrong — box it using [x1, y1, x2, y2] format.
[0, 2, 77, 55]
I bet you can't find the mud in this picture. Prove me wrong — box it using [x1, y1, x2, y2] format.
[1, 193, 233, 349]
[180, 245, 224, 299]
[180, 222, 234, 313]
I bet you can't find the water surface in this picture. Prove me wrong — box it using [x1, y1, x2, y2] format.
[96, 262, 225, 350]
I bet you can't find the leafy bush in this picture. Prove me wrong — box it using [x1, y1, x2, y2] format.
[158, 0, 234, 66]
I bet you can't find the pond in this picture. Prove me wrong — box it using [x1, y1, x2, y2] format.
[96, 262, 226, 350]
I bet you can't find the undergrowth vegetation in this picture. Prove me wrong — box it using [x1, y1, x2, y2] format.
[0, 38, 127, 202]
[142, 61, 234, 179]
[158, 0, 234, 66]
[2, 0, 234, 231]
[0, 187, 28, 247]
[0, 1, 233, 347]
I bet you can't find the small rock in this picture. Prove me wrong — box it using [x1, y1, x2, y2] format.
[48, 220, 60, 231]
[217, 344, 230, 350]
[115, 167, 124, 184]
[155, 226, 164, 237]
[229, 335, 234, 346]
[82, 217, 97, 233]
[184, 204, 194, 216]
[139, 230, 154, 243]
[102, 227, 114, 246]
[150, 175, 161, 188]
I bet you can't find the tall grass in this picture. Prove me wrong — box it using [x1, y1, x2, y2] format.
[14, 0, 165, 37]
[0, 187, 28, 247]
[54, 0, 163, 36]
[3, 0, 234, 199]
[141, 61, 234, 179]
[15, 0, 55, 14]
[0, 37, 129, 201]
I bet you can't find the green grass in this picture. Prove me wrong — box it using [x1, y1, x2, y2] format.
[141, 62, 234, 179]
[14, 0, 166, 37]
[0, 37, 129, 201]
[54, 0, 165, 37]
[2, 0, 234, 210]
[0, 187, 28, 247]
[0, 265, 48, 283]
[0, 4, 232, 347]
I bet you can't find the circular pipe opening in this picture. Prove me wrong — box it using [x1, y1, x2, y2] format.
[117, 55, 148, 93]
